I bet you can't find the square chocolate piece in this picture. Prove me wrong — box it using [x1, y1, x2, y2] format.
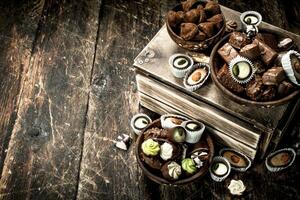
[262, 67, 286, 86]
[217, 43, 239, 64]
[254, 39, 278, 66]
[228, 32, 250, 50]
[240, 43, 260, 60]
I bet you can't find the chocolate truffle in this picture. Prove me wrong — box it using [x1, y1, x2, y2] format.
[161, 161, 182, 180]
[207, 14, 223, 29]
[229, 32, 250, 49]
[240, 43, 260, 60]
[198, 7, 207, 23]
[217, 63, 245, 93]
[181, 0, 198, 12]
[184, 9, 200, 23]
[167, 11, 184, 28]
[198, 22, 215, 38]
[278, 81, 294, 97]
[262, 67, 286, 86]
[180, 23, 198, 40]
[260, 86, 277, 101]
[246, 75, 264, 101]
[254, 39, 278, 66]
[217, 43, 239, 64]
[204, 1, 221, 16]
[193, 31, 206, 41]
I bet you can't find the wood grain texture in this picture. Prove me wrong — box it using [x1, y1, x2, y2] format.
[0, 0, 45, 178]
[0, 0, 100, 199]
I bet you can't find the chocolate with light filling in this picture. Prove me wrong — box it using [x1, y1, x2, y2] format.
[184, 9, 200, 23]
[222, 151, 249, 168]
[204, 1, 221, 16]
[240, 43, 260, 60]
[278, 38, 295, 51]
[254, 39, 278, 66]
[217, 43, 239, 64]
[198, 22, 215, 38]
[180, 23, 198, 40]
[262, 67, 286, 86]
[246, 75, 264, 101]
[229, 32, 250, 49]
[217, 63, 244, 93]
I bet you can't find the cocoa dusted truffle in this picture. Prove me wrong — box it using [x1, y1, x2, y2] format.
[193, 31, 206, 41]
[184, 9, 200, 23]
[229, 32, 250, 49]
[246, 75, 264, 101]
[240, 43, 260, 60]
[217, 43, 239, 64]
[198, 22, 215, 38]
[217, 63, 245, 93]
[180, 23, 198, 40]
[181, 0, 198, 12]
[254, 39, 278, 66]
[198, 7, 207, 23]
[207, 14, 223, 29]
[204, 1, 221, 16]
[167, 11, 184, 28]
[140, 154, 162, 170]
[262, 67, 286, 86]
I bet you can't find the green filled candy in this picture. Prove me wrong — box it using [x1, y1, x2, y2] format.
[182, 158, 197, 174]
[141, 139, 160, 156]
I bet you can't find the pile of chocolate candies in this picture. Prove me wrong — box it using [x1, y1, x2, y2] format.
[134, 114, 209, 181]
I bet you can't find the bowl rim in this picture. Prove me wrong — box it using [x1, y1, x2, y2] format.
[210, 28, 300, 107]
[135, 119, 214, 185]
[166, 3, 226, 46]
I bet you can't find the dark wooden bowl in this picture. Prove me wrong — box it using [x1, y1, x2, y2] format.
[210, 28, 300, 107]
[166, 3, 226, 52]
[135, 119, 214, 185]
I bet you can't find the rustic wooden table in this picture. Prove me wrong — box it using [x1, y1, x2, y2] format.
[0, 0, 299, 199]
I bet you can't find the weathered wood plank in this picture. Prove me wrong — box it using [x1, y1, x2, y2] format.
[76, 0, 173, 199]
[0, 0, 45, 177]
[0, 0, 100, 199]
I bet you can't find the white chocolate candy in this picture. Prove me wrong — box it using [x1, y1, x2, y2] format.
[160, 142, 174, 161]
[228, 180, 246, 196]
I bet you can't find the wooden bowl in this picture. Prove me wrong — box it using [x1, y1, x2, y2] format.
[166, 3, 226, 52]
[135, 119, 214, 185]
[210, 28, 300, 107]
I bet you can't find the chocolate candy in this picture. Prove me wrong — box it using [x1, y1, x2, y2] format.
[184, 9, 200, 23]
[198, 7, 207, 23]
[180, 23, 198, 40]
[253, 60, 266, 74]
[217, 43, 239, 64]
[217, 63, 244, 93]
[207, 14, 223, 29]
[254, 39, 278, 66]
[204, 1, 221, 16]
[261, 86, 276, 101]
[255, 33, 278, 50]
[193, 31, 206, 41]
[246, 75, 264, 101]
[229, 32, 250, 49]
[262, 67, 286, 86]
[291, 54, 300, 74]
[182, 0, 198, 12]
[240, 43, 260, 60]
[167, 11, 184, 28]
[278, 81, 294, 97]
[198, 22, 215, 38]
[278, 38, 295, 51]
